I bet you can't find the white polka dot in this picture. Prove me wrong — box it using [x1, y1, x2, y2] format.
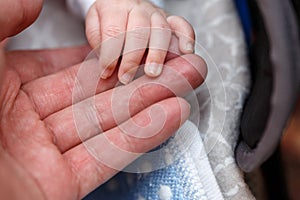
[158, 185, 172, 200]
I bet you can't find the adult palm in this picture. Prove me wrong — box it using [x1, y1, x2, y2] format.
[0, 46, 205, 199]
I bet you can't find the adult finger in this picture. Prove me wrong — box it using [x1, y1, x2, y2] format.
[22, 58, 119, 119]
[118, 8, 151, 84]
[0, 0, 43, 41]
[6, 45, 91, 83]
[44, 54, 207, 152]
[63, 97, 190, 199]
[167, 16, 195, 54]
[21, 37, 182, 120]
[144, 12, 171, 77]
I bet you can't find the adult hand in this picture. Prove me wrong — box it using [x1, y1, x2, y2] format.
[0, 45, 206, 199]
[0, 1, 206, 199]
[0, 0, 43, 42]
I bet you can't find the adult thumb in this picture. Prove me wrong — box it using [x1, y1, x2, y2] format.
[0, 0, 43, 41]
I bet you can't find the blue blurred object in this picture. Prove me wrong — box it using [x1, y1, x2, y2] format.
[234, 0, 252, 47]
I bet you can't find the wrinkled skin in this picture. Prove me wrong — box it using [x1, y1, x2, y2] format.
[0, 0, 207, 199]
[0, 45, 206, 199]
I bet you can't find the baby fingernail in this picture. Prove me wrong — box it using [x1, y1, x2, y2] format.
[101, 68, 113, 79]
[120, 72, 134, 85]
[145, 63, 163, 77]
[186, 42, 194, 53]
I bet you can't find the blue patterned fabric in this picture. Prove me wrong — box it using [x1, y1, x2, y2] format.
[8, 0, 254, 199]
[83, 121, 223, 200]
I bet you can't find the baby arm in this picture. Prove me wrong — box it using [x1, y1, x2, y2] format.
[67, 0, 195, 84]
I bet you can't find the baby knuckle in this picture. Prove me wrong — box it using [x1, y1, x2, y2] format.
[123, 58, 140, 69]
[104, 26, 123, 38]
[160, 23, 171, 32]
[130, 28, 149, 41]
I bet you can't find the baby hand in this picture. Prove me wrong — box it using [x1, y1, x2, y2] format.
[86, 0, 195, 84]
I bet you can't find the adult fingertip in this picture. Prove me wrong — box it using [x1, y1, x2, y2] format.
[176, 97, 191, 125]
[182, 54, 208, 80]
[163, 54, 207, 90]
